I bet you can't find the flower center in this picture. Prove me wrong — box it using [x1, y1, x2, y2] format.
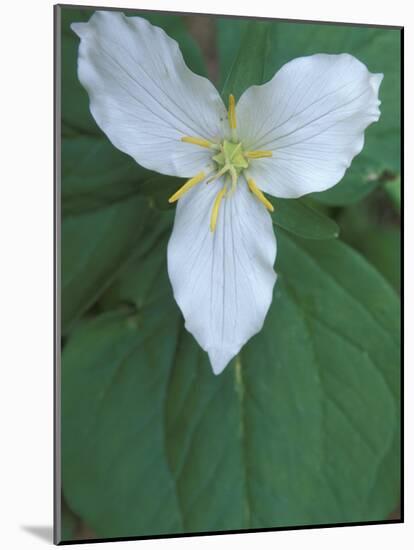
[214, 140, 248, 173]
[168, 94, 274, 231]
[207, 140, 249, 192]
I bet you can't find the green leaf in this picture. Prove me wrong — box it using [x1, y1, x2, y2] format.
[338, 198, 401, 292]
[61, 135, 153, 216]
[221, 20, 271, 100]
[136, 175, 183, 212]
[355, 229, 400, 293]
[62, 306, 184, 538]
[384, 177, 401, 212]
[62, 230, 399, 537]
[271, 197, 339, 239]
[217, 19, 401, 205]
[61, 196, 153, 335]
[98, 208, 174, 311]
[217, 18, 248, 90]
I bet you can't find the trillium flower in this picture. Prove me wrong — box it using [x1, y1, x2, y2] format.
[72, 11, 382, 375]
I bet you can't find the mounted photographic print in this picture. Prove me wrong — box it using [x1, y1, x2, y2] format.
[54, 3, 403, 544]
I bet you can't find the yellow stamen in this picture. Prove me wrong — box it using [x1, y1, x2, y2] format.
[168, 171, 206, 203]
[210, 186, 227, 232]
[247, 178, 274, 212]
[228, 94, 237, 130]
[245, 150, 273, 159]
[181, 136, 217, 149]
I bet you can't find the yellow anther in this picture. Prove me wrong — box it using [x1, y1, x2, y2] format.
[247, 178, 274, 212]
[245, 150, 273, 159]
[228, 94, 237, 130]
[181, 136, 217, 149]
[168, 172, 206, 203]
[210, 186, 227, 232]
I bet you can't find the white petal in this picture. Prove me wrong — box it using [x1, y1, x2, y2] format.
[167, 178, 277, 374]
[236, 54, 383, 198]
[72, 11, 228, 177]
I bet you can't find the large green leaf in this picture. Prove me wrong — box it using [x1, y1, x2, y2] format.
[271, 197, 339, 239]
[338, 196, 401, 293]
[384, 177, 401, 212]
[134, 175, 182, 212]
[61, 196, 153, 335]
[61, 135, 153, 216]
[217, 19, 401, 205]
[62, 306, 183, 540]
[217, 18, 248, 90]
[347, 228, 400, 293]
[221, 20, 271, 100]
[62, 229, 400, 538]
[97, 208, 174, 311]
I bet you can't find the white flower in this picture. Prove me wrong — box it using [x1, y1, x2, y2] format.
[72, 11, 383, 375]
